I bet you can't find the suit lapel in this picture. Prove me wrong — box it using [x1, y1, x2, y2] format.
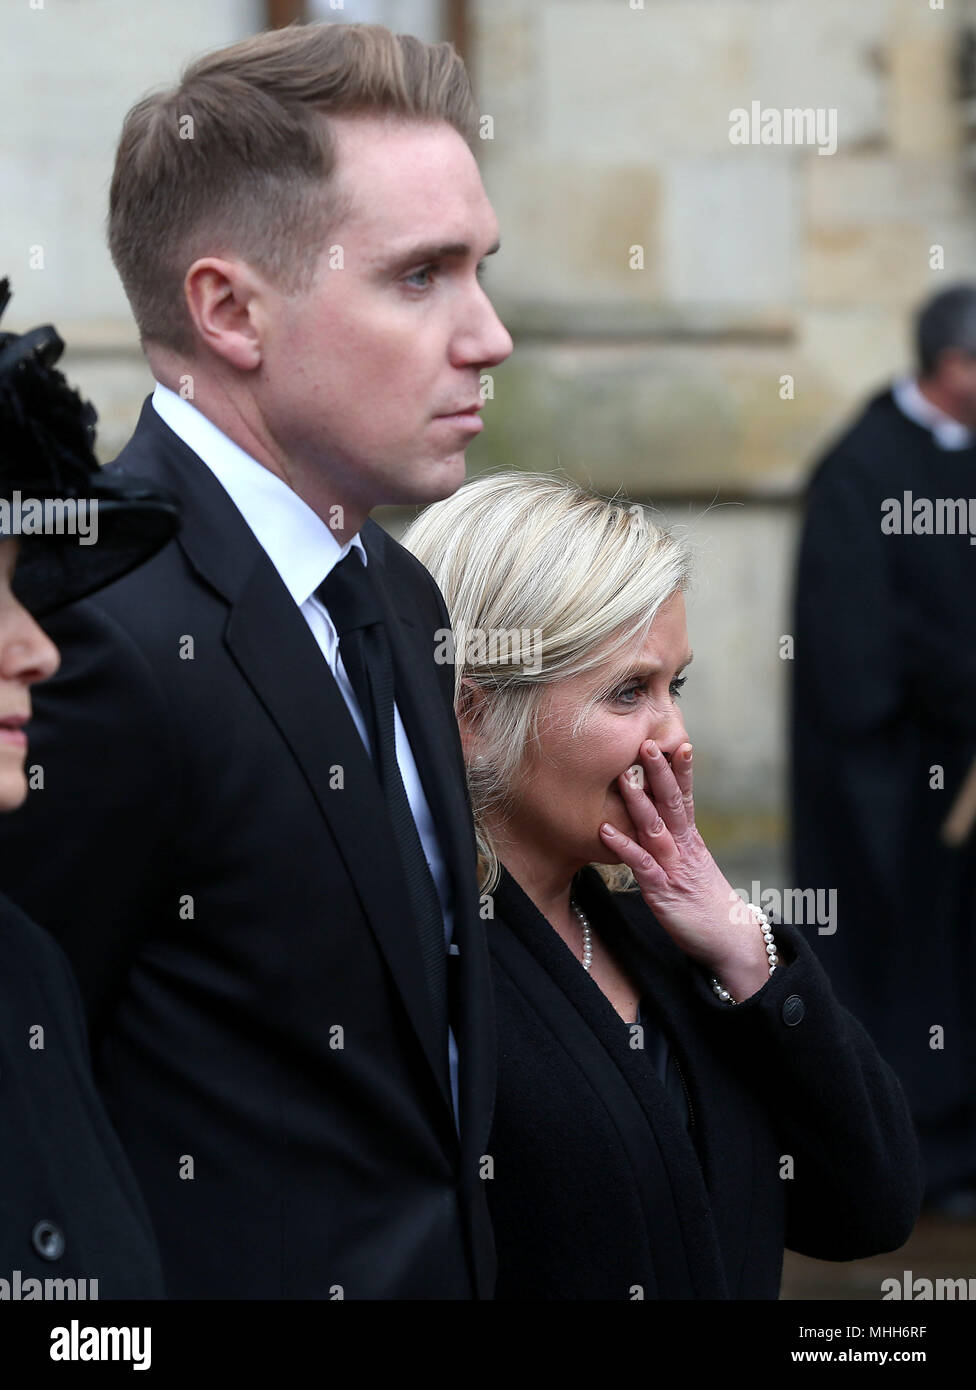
[223, 570, 455, 1114]
[114, 404, 456, 1125]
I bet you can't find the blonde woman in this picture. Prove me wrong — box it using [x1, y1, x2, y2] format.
[404, 473, 921, 1300]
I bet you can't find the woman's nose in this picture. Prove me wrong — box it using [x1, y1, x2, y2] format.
[0, 607, 61, 686]
[646, 705, 688, 762]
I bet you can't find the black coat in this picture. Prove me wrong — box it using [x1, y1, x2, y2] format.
[791, 388, 976, 1192]
[484, 866, 922, 1300]
[0, 399, 496, 1299]
[0, 891, 163, 1298]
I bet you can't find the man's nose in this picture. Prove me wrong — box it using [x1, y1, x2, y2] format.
[482, 300, 514, 367]
[452, 288, 513, 370]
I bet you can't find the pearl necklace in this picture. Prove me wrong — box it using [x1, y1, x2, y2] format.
[570, 897, 593, 973]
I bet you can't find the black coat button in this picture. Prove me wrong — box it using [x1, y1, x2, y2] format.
[782, 994, 805, 1026]
[31, 1220, 65, 1261]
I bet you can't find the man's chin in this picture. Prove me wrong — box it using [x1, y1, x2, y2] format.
[369, 454, 467, 511]
[416, 452, 468, 503]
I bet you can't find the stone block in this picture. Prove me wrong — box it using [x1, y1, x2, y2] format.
[745, 0, 887, 148]
[889, 32, 959, 155]
[535, 0, 753, 160]
[466, 339, 842, 498]
[805, 154, 967, 225]
[804, 222, 931, 305]
[662, 153, 799, 305]
[0, 0, 262, 330]
[482, 159, 662, 304]
[795, 306, 909, 434]
[470, 0, 541, 148]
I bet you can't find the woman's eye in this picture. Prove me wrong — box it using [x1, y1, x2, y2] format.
[614, 684, 642, 706]
[612, 675, 686, 706]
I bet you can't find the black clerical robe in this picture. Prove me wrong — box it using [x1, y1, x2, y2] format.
[791, 386, 976, 1195]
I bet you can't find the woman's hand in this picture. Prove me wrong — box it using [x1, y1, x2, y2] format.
[598, 739, 772, 1002]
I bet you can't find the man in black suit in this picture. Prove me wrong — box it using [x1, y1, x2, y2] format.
[0, 23, 512, 1298]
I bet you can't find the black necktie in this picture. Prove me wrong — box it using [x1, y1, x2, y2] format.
[317, 551, 449, 1058]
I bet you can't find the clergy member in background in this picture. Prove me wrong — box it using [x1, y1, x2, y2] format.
[792, 284, 976, 1216]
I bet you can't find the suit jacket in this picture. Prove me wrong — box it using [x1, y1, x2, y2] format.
[0, 399, 496, 1299]
[485, 866, 922, 1299]
[0, 891, 163, 1299]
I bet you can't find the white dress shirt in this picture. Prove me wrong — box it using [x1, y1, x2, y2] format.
[892, 376, 975, 451]
[151, 384, 459, 1123]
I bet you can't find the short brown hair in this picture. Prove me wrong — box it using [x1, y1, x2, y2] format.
[108, 22, 479, 355]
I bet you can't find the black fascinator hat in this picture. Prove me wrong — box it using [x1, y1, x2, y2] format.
[0, 278, 180, 616]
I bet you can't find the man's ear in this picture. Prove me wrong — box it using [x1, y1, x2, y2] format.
[183, 258, 264, 371]
[457, 677, 488, 764]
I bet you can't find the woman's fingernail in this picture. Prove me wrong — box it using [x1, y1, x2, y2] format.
[601, 823, 616, 838]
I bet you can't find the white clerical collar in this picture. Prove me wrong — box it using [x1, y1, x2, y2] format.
[892, 377, 975, 451]
[151, 383, 366, 603]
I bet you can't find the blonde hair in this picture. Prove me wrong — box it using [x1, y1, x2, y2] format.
[402, 473, 692, 892]
[108, 23, 479, 354]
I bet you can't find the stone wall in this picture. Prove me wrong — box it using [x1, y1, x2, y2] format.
[4, 0, 972, 863]
[458, 0, 976, 859]
[470, 0, 976, 494]
[0, 0, 263, 450]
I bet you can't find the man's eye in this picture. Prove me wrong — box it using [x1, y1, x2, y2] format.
[404, 265, 436, 288]
[670, 676, 687, 700]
